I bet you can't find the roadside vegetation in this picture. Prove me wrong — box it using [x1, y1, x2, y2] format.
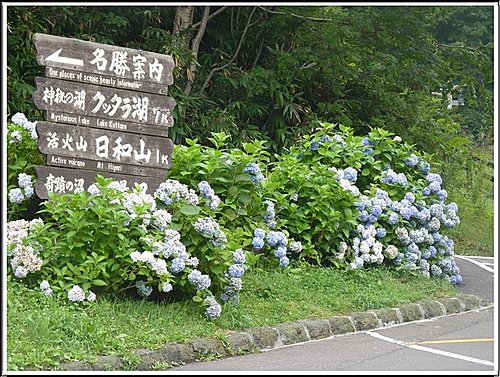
[6, 5, 493, 371]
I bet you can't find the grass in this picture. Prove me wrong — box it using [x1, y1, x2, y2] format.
[445, 144, 495, 258]
[448, 196, 494, 257]
[7, 264, 459, 371]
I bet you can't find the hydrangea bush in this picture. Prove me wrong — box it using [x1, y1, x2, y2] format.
[167, 132, 270, 233]
[263, 122, 462, 283]
[7, 120, 464, 322]
[6, 176, 250, 319]
[7, 112, 44, 221]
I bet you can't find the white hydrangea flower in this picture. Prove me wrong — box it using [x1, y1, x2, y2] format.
[14, 266, 28, 278]
[130, 250, 141, 262]
[87, 291, 96, 302]
[161, 282, 173, 293]
[68, 285, 86, 302]
[9, 188, 25, 203]
[40, 280, 51, 291]
[87, 184, 101, 195]
[24, 186, 34, 199]
[11, 112, 29, 126]
[152, 259, 168, 275]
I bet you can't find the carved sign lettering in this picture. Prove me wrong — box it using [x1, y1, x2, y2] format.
[33, 77, 176, 128]
[35, 166, 166, 199]
[37, 121, 173, 170]
[34, 33, 174, 90]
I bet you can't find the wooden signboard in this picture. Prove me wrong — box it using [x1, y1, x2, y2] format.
[35, 166, 166, 199]
[34, 33, 174, 94]
[32, 33, 178, 199]
[44, 66, 169, 95]
[33, 77, 176, 128]
[46, 155, 169, 179]
[44, 110, 169, 138]
[37, 121, 173, 170]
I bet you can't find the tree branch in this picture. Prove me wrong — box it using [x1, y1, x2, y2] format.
[198, 7, 261, 96]
[436, 42, 493, 53]
[258, 6, 336, 23]
[184, 6, 211, 96]
[191, 6, 228, 29]
[252, 30, 266, 69]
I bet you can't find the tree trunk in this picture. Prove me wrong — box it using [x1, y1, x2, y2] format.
[184, 6, 210, 96]
[173, 6, 194, 49]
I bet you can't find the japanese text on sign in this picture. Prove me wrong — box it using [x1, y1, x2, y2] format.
[34, 33, 174, 87]
[34, 77, 176, 127]
[37, 121, 173, 169]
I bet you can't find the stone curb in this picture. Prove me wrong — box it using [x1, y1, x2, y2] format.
[46, 294, 492, 371]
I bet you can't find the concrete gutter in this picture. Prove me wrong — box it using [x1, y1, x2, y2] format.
[39, 293, 492, 371]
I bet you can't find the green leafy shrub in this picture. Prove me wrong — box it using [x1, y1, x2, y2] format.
[7, 176, 251, 320]
[167, 132, 270, 241]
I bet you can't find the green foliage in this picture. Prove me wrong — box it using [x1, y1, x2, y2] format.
[11, 176, 240, 318]
[7, 114, 45, 221]
[265, 160, 359, 265]
[167, 131, 270, 236]
[7, 5, 493, 154]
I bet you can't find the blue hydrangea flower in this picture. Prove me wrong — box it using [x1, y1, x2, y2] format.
[370, 205, 382, 218]
[394, 253, 404, 266]
[404, 154, 419, 167]
[243, 162, 260, 174]
[426, 173, 442, 184]
[252, 237, 265, 250]
[266, 231, 288, 247]
[254, 228, 266, 239]
[279, 256, 290, 268]
[350, 257, 364, 269]
[376, 228, 387, 239]
[320, 135, 332, 143]
[428, 246, 437, 257]
[9, 188, 24, 204]
[361, 137, 372, 147]
[363, 148, 375, 156]
[400, 207, 412, 220]
[204, 296, 222, 320]
[343, 167, 358, 182]
[404, 192, 415, 203]
[198, 181, 215, 199]
[396, 173, 408, 186]
[447, 202, 459, 212]
[388, 212, 399, 225]
[418, 160, 431, 175]
[188, 270, 211, 290]
[170, 258, 186, 274]
[244, 163, 264, 186]
[228, 264, 245, 278]
[438, 189, 448, 201]
[274, 246, 287, 258]
[233, 249, 246, 264]
[359, 211, 370, 223]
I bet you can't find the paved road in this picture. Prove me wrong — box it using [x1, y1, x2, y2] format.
[170, 255, 496, 373]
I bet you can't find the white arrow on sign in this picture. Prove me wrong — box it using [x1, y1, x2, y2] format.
[45, 48, 84, 66]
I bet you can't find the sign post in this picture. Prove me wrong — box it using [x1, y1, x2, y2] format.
[32, 33, 176, 199]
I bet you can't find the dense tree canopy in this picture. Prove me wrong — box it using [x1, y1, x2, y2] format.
[6, 5, 494, 155]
